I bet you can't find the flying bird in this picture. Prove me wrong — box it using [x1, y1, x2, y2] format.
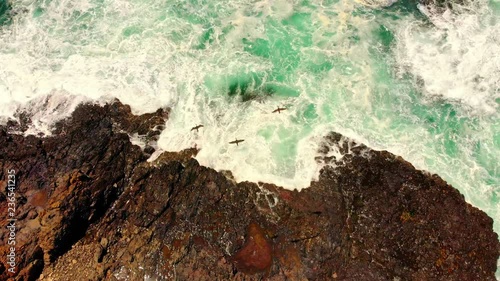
[191, 124, 204, 132]
[229, 138, 245, 146]
[272, 107, 287, 114]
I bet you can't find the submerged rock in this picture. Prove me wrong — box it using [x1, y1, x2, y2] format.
[0, 101, 498, 280]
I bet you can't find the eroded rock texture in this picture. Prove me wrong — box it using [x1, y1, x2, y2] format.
[0, 101, 498, 281]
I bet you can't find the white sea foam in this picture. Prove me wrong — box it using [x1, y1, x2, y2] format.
[356, 0, 399, 8]
[396, 0, 500, 113]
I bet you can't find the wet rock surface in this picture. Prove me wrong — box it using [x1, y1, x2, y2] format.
[0, 101, 498, 280]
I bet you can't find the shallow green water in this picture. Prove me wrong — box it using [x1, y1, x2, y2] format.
[0, 0, 10, 25]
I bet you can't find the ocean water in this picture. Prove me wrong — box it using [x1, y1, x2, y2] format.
[0, 1, 10, 25]
[0, 0, 499, 273]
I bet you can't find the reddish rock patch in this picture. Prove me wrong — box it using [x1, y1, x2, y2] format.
[29, 189, 48, 208]
[232, 222, 273, 274]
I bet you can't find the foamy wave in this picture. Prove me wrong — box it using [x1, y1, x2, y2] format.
[396, 0, 500, 113]
[355, 0, 399, 8]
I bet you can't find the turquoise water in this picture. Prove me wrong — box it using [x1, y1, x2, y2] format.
[0, 0, 499, 273]
[0, 0, 10, 25]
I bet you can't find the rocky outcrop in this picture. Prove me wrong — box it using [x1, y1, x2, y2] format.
[0, 101, 168, 280]
[0, 101, 498, 280]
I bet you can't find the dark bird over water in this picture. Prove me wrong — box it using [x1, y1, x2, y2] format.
[191, 124, 204, 132]
[229, 138, 245, 146]
[272, 107, 287, 114]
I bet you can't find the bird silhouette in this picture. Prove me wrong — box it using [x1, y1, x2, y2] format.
[272, 107, 287, 114]
[191, 124, 204, 132]
[229, 138, 245, 146]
